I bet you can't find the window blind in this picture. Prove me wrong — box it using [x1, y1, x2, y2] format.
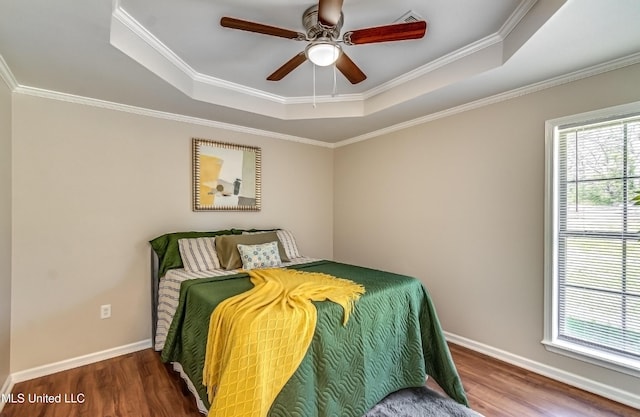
[556, 114, 640, 362]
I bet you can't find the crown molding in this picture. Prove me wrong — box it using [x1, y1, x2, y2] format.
[335, 52, 640, 148]
[498, 0, 538, 38]
[109, 1, 548, 120]
[362, 33, 503, 100]
[0, 53, 18, 91]
[9, 52, 639, 150]
[110, 6, 286, 104]
[111, 6, 196, 79]
[14, 85, 333, 148]
[364, 0, 537, 100]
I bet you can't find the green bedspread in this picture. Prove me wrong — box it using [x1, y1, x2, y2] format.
[161, 260, 468, 416]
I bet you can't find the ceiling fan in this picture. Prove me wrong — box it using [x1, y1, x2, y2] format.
[220, 0, 427, 85]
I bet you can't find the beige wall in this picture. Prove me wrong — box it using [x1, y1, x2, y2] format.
[0, 76, 12, 385]
[334, 63, 640, 396]
[6, 59, 640, 401]
[10, 95, 333, 372]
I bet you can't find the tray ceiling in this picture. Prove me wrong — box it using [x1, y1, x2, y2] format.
[1, 0, 640, 143]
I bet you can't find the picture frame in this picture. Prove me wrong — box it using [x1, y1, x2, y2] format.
[192, 138, 261, 211]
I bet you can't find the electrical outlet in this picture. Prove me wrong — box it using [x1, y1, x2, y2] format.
[100, 304, 111, 319]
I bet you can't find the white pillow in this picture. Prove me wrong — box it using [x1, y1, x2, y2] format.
[237, 241, 282, 270]
[178, 237, 221, 272]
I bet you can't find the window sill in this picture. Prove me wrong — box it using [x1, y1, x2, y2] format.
[542, 339, 640, 378]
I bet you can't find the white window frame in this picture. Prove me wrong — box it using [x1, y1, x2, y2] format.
[543, 100, 640, 377]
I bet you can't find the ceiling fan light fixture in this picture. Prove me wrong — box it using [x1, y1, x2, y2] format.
[306, 40, 341, 66]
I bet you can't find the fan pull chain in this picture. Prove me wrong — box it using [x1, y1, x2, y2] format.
[332, 63, 337, 96]
[312, 63, 317, 108]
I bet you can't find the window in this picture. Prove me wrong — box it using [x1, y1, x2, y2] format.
[544, 102, 640, 376]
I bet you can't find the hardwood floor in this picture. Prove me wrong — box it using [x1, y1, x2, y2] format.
[1, 343, 638, 417]
[430, 344, 638, 417]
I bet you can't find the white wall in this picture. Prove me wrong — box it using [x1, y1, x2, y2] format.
[0, 70, 12, 386]
[334, 63, 640, 398]
[10, 94, 334, 372]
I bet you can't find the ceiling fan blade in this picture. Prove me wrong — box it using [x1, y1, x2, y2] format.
[220, 17, 305, 40]
[335, 52, 366, 85]
[317, 0, 344, 27]
[267, 52, 308, 81]
[344, 20, 427, 45]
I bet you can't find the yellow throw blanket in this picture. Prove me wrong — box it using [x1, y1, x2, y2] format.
[202, 268, 365, 417]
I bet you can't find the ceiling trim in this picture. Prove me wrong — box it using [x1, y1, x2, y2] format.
[110, 6, 363, 119]
[498, 0, 538, 38]
[335, 52, 640, 148]
[5, 52, 636, 151]
[110, 6, 287, 105]
[109, 0, 546, 120]
[362, 0, 538, 100]
[0, 53, 18, 91]
[12, 84, 332, 148]
[361, 33, 503, 100]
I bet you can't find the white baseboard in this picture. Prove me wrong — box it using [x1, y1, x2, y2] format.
[0, 373, 15, 413]
[444, 332, 640, 410]
[10, 339, 152, 384]
[4, 335, 639, 411]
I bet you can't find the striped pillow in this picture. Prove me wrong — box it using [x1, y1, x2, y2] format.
[178, 237, 221, 272]
[276, 230, 301, 259]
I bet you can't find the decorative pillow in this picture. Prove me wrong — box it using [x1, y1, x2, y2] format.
[237, 241, 282, 270]
[150, 229, 235, 276]
[276, 230, 301, 259]
[215, 232, 290, 270]
[178, 237, 221, 272]
[243, 229, 301, 260]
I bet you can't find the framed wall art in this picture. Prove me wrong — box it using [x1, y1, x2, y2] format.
[192, 138, 261, 211]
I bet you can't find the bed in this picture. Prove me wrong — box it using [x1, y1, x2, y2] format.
[150, 229, 468, 416]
